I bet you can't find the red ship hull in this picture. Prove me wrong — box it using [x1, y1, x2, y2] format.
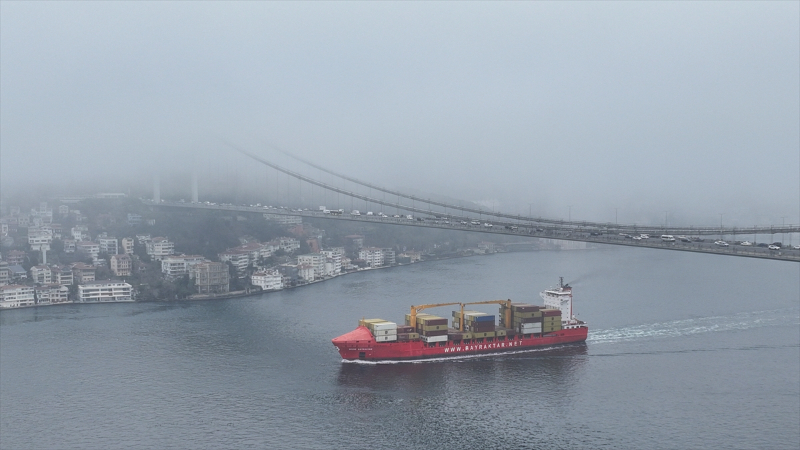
[332, 325, 588, 361]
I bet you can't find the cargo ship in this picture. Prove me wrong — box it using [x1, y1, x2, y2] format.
[332, 278, 587, 361]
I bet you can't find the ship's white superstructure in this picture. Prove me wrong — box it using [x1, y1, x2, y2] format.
[540, 277, 584, 329]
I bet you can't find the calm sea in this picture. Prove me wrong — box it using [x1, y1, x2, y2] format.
[1, 248, 798, 449]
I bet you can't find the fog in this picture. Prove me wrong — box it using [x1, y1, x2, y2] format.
[1, 2, 798, 228]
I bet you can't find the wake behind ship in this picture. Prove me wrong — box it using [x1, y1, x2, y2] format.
[332, 278, 587, 361]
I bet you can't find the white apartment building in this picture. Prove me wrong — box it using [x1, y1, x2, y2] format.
[218, 250, 250, 277]
[76, 241, 100, 261]
[0, 285, 36, 308]
[320, 250, 343, 276]
[78, 282, 133, 303]
[30, 265, 52, 284]
[121, 237, 135, 254]
[297, 254, 327, 278]
[145, 237, 174, 260]
[297, 263, 315, 282]
[71, 226, 90, 241]
[279, 237, 300, 253]
[28, 230, 53, 252]
[161, 255, 206, 278]
[251, 270, 283, 291]
[98, 237, 119, 255]
[358, 247, 385, 268]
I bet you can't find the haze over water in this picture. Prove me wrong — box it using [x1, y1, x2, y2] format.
[1, 248, 798, 449]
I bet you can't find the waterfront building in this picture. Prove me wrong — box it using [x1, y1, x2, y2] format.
[251, 270, 283, 291]
[145, 237, 174, 260]
[297, 263, 315, 282]
[382, 248, 396, 266]
[190, 262, 229, 295]
[0, 285, 35, 308]
[78, 282, 133, 302]
[297, 254, 327, 279]
[35, 284, 70, 305]
[358, 247, 385, 268]
[161, 255, 206, 279]
[127, 213, 142, 225]
[110, 254, 133, 277]
[320, 249, 343, 276]
[399, 251, 422, 263]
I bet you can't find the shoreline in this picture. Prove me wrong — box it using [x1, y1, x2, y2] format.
[0, 247, 598, 311]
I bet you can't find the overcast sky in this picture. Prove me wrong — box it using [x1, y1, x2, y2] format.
[1, 1, 798, 227]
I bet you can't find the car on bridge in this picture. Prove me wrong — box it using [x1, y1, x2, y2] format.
[739, 241, 753, 246]
[768, 244, 781, 250]
[714, 240, 729, 247]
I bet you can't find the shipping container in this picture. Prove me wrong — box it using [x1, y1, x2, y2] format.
[471, 331, 497, 338]
[512, 311, 543, 319]
[417, 317, 448, 326]
[473, 315, 495, 323]
[368, 322, 397, 331]
[419, 324, 447, 332]
[359, 318, 388, 327]
[375, 335, 397, 342]
[421, 335, 448, 343]
[420, 329, 449, 337]
[510, 304, 539, 313]
[372, 329, 398, 336]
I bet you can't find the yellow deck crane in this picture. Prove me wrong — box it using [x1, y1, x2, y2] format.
[409, 302, 462, 329]
[458, 300, 513, 332]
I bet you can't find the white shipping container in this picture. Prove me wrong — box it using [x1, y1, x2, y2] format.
[375, 335, 397, 342]
[373, 329, 398, 336]
[370, 322, 397, 331]
[519, 324, 542, 332]
[421, 335, 448, 343]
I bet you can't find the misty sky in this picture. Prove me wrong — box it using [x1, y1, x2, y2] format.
[1, 2, 798, 228]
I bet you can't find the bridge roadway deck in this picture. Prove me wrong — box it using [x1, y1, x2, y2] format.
[144, 200, 800, 262]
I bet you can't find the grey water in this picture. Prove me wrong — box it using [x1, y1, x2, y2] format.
[1, 248, 798, 449]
